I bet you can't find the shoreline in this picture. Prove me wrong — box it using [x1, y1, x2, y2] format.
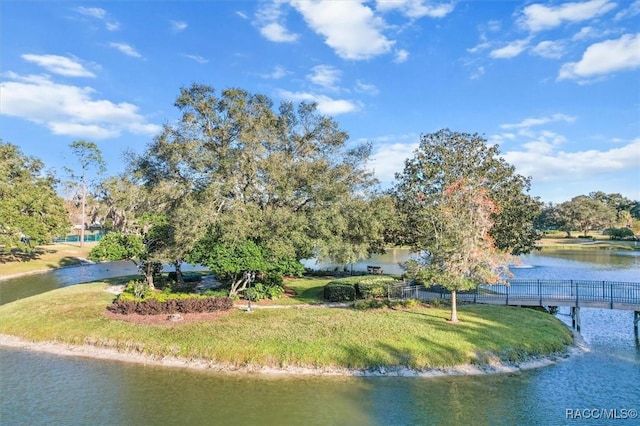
[0, 331, 586, 378]
[0, 258, 94, 282]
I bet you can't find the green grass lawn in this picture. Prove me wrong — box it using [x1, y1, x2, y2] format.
[0, 243, 97, 277]
[537, 235, 639, 251]
[0, 281, 573, 370]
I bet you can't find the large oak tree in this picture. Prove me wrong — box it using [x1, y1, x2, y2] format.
[393, 130, 540, 321]
[131, 84, 389, 293]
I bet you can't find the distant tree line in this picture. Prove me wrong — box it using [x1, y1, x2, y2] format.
[535, 192, 639, 238]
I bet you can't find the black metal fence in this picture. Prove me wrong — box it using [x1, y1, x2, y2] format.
[389, 280, 640, 310]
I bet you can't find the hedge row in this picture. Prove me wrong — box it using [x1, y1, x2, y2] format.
[323, 283, 356, 302]
[107, 296, 234, 315]
[323, 276, 399, 302]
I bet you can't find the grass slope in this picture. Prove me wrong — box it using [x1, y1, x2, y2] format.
[0, 243, 97, 278]
[0, 282, 573, 370]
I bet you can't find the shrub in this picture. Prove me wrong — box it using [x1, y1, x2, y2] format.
[401, 298, 421, 309]
[202, 289, 229, 298]
[244, 283, 266, 301]
[107, 300, 137, 315]
[266, 285, 284, 299]
[430, 298, 442, 307]
[603, 227, 634, 240]
[258, 272, 284, 288]
[107, 296, 233, 315]
[323, 283, 356, 302]
[353, 299, 387, 310]
[136, 298, 163, 315]
[356, 280, 392, 299]
[123, 279, 151, 299]
[244, 280, 286, 301]
[324, 276, 398, 300]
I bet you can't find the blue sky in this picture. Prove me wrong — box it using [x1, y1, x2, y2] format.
[2, 0, 639, 204]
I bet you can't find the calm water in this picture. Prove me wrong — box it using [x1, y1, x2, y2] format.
[1, 250, 639, 425]
[0, 261, 205, 306]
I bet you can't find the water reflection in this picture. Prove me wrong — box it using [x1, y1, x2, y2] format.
[0, 262, 207, 305]
[3, 341, 637, 426]
[1, 250, 639, 425]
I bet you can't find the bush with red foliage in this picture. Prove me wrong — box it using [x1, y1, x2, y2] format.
[107, 296, 234, 315]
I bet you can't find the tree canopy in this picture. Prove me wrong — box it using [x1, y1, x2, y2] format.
[404, 179, 511, 322]
[127, 84, 389, 291]
[392, 130, 536, 322]
[553, 195, 616, 237]
[393, 129, 541, 256]
[0, 141, 69, 250]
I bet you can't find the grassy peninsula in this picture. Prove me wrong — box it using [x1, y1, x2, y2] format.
[0, 243, 96, 279]
[0, 280, 573, 373]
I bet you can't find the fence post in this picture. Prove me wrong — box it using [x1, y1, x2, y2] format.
[610, 282, 614, 309]
[538, 280, 542, 306]
[575, 281, 579, 307]
[474, 285, 478, 303]
[506, 284, 509, 305]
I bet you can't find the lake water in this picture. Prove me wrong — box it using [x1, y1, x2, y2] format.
[1, 250, 639, 425]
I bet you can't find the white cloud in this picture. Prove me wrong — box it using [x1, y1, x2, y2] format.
[470, 66, 485, 80]
[394, 49, 409, 63]
[572, 26, 617, 41]
[490, 38, 531, 59]
[260, 22, 299, 42]
[48, 122, 119, 139]
[183, 54, 208, 64]
[573, 26, 596, 40]
[236, 11, 249, 20]
[290, 0, 394, 60]
[307, 65, 341, 89]
[171, 20, 188, 32]
[261, 65, 289, 79]
[109, 42, 142, 58]
[369, 141, 419, 184]
[21, 54, 95, 78]
[75, 7, 106, 19]
[75, 6, 120, 31]
[531, 40, 566, 59]
[467, 41, 491, 54]
[256, 1, 299, 43]
[376, 1, 455, 19]
[558, 33, 640, 80]
[0, 73, 161, 139]
[614, 0, 640, 20]
[519, 0, 616, 32]
[278, 90, 359, 115]
[355, 80, 379, 95]
[500, 114, 577, 130]
[503, 138, 640, 183]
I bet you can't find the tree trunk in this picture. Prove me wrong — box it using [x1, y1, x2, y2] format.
[174, 261, 184, 286]
[80, 181, 86, 247]
[449, 290, 459, 323]
[229, 273, 251, 296]
[144, 262, 155, 290]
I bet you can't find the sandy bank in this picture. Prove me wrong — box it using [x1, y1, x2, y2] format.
[0, 332, 586, 378]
